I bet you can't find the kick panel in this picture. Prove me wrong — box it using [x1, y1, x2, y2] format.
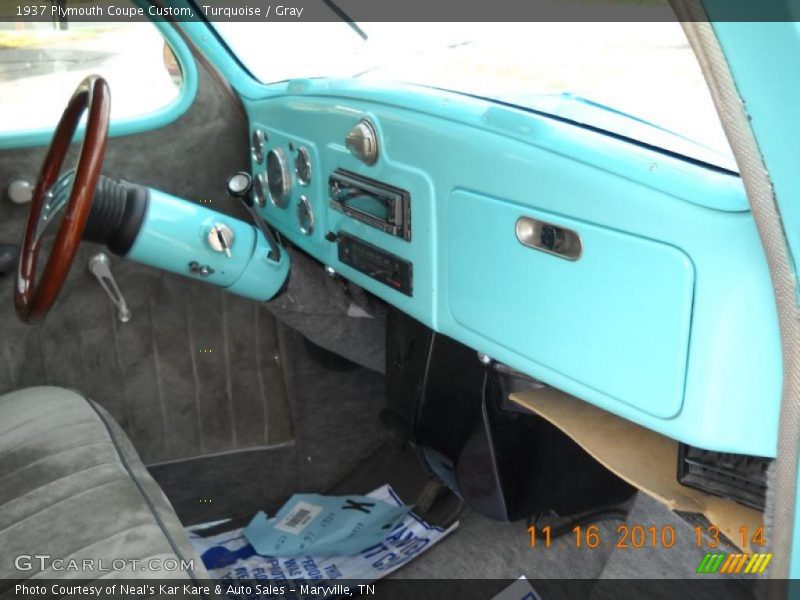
[446, 189, 695, 419]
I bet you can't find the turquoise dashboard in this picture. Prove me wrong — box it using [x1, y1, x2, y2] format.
[244, 79, 781, 458]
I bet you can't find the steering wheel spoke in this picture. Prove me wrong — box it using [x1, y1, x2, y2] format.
[34, 169, 75, 244]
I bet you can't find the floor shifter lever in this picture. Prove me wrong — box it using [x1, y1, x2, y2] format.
[88, 253, 131, 323]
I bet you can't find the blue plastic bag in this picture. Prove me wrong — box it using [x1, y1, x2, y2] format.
[244, 492, 411, 557]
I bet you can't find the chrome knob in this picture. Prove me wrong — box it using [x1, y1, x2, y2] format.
[345, 119, 379, 165]
[226, 172, 253, 201]
[7, 179, 33, 204]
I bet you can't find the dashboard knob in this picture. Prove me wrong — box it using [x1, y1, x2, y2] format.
[345, 119, 379, 165]
[7, 179, 33, 204]
[226, 172, 253, 202]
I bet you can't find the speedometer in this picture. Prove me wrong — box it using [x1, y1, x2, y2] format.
[266, 148, 291, 208]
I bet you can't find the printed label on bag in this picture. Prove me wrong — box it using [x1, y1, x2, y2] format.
[274, 501, 323, 534]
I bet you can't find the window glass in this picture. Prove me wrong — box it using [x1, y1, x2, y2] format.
[0, 16, 182, 133]
[214, 22, 734, 170]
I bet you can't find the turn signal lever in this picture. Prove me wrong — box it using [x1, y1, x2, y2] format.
[227, 172, 281, 262]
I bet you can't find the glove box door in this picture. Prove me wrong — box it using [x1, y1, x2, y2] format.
[444, 189, 695, 419]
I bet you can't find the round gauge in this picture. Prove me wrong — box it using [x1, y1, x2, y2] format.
[294, 146, 311, 186]
[266, 147, 291, 208]
[297, 195, 314, 235]
[251, 129, 266, 164]
[253, 172, 267, 207]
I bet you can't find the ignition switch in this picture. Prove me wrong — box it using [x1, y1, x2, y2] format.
[207, 223, 234, 258]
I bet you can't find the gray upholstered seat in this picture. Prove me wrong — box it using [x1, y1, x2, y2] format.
[0, 386, 207, 580]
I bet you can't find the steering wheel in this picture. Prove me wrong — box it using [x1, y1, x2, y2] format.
[15, 76, 110, 323]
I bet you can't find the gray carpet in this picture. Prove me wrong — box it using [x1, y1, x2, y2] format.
[388, 490, 760, 600]
[392, 492, 739, 580]
[392, 490, 759, 600]
[150, 325, 390, 524]
[266, 247, 387, 374]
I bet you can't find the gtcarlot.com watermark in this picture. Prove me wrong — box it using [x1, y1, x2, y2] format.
[14, 554, 194, 572]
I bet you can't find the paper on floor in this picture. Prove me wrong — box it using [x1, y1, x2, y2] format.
[188, 484, 458, 595]
[243, 490, 410, 557]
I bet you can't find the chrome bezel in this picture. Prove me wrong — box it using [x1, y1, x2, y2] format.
[295, 146, 312, 186]
[251, 129, 266, 164]
[515, 216, 583, 261]
[297, 195, 314, 235]
[253, 172, 267, 207]
[266, 147, 292, 208]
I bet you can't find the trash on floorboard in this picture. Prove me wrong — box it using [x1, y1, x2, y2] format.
[243, 489, 410, 557]
[188, 484, 458, 589]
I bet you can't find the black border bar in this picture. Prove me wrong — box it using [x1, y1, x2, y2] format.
[3, 0, 800, 22]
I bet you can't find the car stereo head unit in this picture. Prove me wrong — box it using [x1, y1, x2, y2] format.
[337, 233, 413, 296]
[329, 169, 411, 241]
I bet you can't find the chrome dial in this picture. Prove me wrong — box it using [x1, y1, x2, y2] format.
[266, 147, 291, 208]
[295, 146, 311, 186]
[297, 195, 314, 235]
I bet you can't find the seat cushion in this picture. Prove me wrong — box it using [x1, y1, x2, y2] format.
[0, 386, 207, 580]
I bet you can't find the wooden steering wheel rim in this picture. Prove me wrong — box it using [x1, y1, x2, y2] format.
[15, 76, 110, 323]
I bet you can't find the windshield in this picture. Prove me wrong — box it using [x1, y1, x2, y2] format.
[213, 22, 735, 171]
